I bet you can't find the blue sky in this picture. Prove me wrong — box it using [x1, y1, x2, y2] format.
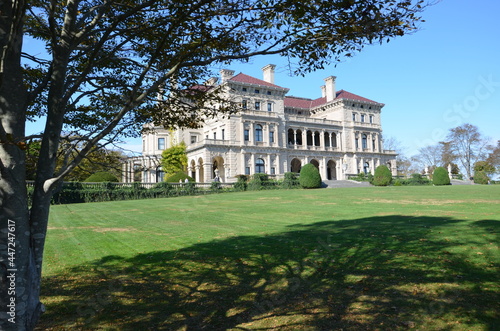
[26, 0, 499, 157]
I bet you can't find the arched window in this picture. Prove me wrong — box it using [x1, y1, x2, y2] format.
[362, 134, 368, 149]
[255, 158, 265, 173]
[364, 162, 370, 175]
[324, 132, 330, 147]
[255, 124, 263, 142]
[314, 131, 320, 146]
[288, 128, 295, 145]
[296, 129, 303, 145]
[306, 130, 313, 146]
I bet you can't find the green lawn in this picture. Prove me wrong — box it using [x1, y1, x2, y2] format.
[37, 185, 499, 330]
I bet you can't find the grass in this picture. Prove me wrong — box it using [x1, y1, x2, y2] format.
[37, 185, 499, 330]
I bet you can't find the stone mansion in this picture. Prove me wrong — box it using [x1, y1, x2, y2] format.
[122, 65, 397, 183]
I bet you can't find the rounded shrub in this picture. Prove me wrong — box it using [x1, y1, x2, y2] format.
[299, 163, 322, 189]
[84, 171, 119, 182]
[165, 171, 194, 183]
[234, 175, 248, 191]
[372, 165, 392, 186]
[473, 171, 489, 185]
[433, 166, 451, 185]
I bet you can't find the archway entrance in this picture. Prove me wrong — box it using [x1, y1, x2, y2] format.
[310, 159, 319, 170]
[291, 158, 301, 173]
[327, 160, 337, 180]
[212, 156, 225, 182]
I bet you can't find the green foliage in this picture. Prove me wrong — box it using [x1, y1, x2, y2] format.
[372, 165, 392, 186]
[210, 181, 223, 192]
[473, 161, 495, 174]
[247, 173, 279, 191]
[433, 167, 451, 186]
[234, 175, 248, 192]
[165, 171, 194, 183]
[161, 142, 188, 175]
[299, 164, 322, 189]
[282, 172, 300, 189]
[84, 171, 119, 182]
[473, 171, 489, 185]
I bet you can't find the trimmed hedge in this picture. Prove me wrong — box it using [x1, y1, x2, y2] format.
[433, 167, 451, 185]
[84, 171, 119, 182]
[299, 164, 321, 189]
[372, 165, 392, 186]
[474, 171, 489, 185]
[282, 172, 300, 189]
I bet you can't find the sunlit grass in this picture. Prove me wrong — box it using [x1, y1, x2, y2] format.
[37, 185, 499, 330]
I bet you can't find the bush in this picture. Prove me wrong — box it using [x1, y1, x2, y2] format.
[234, 175, 248, 191]
[433, 166, 451, 185]
[248, 173, 266, 190]
[165, 171, 194, 183]
[474, 171, 489, 185]
[282, 172, 300, 189]
[372, 165, 392, 186]
[299, 164, 322, 189]
[84, 171, 119, 182]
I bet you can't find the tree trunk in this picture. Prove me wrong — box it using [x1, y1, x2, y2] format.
[1, 1, 45, 329]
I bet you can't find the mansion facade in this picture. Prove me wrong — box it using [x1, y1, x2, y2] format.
[122, 64, 397, 183]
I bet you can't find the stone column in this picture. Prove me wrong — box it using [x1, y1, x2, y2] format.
[204, 162, 212, 182]
[250, 153, 255, 175]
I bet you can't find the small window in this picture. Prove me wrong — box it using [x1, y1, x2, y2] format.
[254, 89, 260, 94]
[255, 158, 265, 173]
[352, 113, 356, 121]
[191, 136, 197, 144]
[213, 132, 216, 140]
[355, 138, 359, 149]
[244, 129, 249, 141]
[242, 87, 247, 92]
[221, 129, 225, 140]
[269, 131, 274, 143]
[369, 115, 374, 124]
[362, 134, 368, 149]
[255, 124, 263, 142]
[158, 138, 165, 150]
[267, 91, 272, 95]
[361, 114, 365, 122]
[245, 167, 250, 175]
[271, 167, 275, 175]
[372, 139, 376, 150]
[360, 105, 364, 109]
[242, 100, 248, 109]
[255, 101, 260, 110]
[267, 102, 272, 112]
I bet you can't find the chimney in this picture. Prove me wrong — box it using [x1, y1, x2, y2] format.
[262, 64, 276, 84]
[324, 76, 336, 102]
[320, 85, 326, 98]
[220, 69, 235, 83]
[205, 77, 218, 86]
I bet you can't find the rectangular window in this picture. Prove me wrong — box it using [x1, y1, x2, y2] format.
[254, 89, 260, 94]
[369, 115, 374, 124]
[372, 139, 376, 150]
[244, 129, 249, 141]
[245, 167, 250, 175]
[221, 129, 225, 140]
[361, 114, 365, 122]
[355, 138, 359, 149]
[191, 135, 197, 144]
[352, 113, 356, 121]
[267, 91, 272, 95]
[269, 131, 274, 143]
[267, 102, 272, 112]
[242, 87, 247, 92]
[242, 100, 247, 109]
[271, 167, 275, 175]
[213, 132, 216, 140]
[255, 101, 260, 110]
[157, 138, 165, 150]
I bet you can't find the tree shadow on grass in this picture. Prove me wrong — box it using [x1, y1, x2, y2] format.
[37, 216, 499, 330]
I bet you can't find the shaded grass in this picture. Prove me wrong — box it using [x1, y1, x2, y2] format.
[37, 186, 500, 330]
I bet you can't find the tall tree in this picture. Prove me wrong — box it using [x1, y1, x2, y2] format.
[445, 123, 493, 179]
[0, 0, 428, 328]
[486, 140, 500, 175]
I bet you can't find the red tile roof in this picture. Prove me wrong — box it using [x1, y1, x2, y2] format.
[229, 73, 286, 89]
[285, 90, 382, 109]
